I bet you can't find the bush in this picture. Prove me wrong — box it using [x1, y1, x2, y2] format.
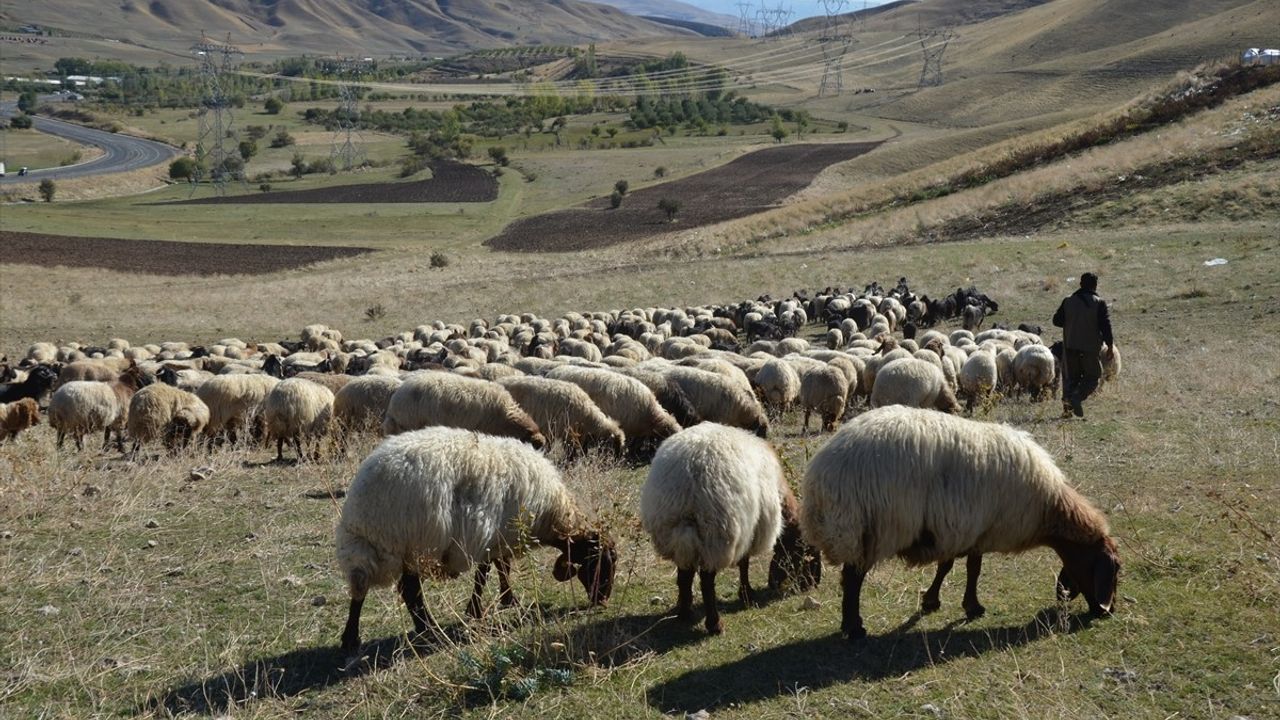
[238, 139, 258, 161]
[270, 128, 295, 148]
[364, 303, 387, 321]
[259, 183, 272, 193]
[837, 120, 850, 132]
[487, 145, 510, 166]
[8, 114, 33, 129]
[168, 157, 197, 181]
[264, 97, 284, 115]
[430, 251, 450, 269]
[657, 196, 680, 221]
[17, 90, 38, 113]
[654, 166, 667, 178]
[290, 152, 306, 179]
[609, 189, 623, 209]
[614, 179, 629, 195]
[38, 179, 56, 202]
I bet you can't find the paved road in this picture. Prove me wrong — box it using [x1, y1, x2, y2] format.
[1, 100, 178, 185]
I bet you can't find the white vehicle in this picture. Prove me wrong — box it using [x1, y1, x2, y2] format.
[0, 162, 6, 177]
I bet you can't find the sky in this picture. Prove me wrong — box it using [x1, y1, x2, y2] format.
[687, 0, 892, 21]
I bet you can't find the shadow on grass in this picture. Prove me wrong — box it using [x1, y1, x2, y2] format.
[645, 607, 1095, 712]
[142, 628, 449, 716]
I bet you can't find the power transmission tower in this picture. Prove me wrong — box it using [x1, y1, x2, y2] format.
[756, 8, 775, 40]
[817, 0, 852, 97]
[736, 2, 755, 37]
[191, 31, 243, 194]
[915, 25, 956, 87]
[330, 56, 371, 171]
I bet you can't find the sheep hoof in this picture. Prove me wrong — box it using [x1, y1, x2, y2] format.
[920, 595, 942, 614]
[738, 587, 759, 607]
[675, 606, 696, 623]
[842, 625, 867, 642]
[706, 618, 724, 635]
[964, 603, 986, 619]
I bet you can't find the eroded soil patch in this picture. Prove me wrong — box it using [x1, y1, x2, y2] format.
[167, 161, 497, 205]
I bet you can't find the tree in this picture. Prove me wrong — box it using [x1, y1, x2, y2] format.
[609, 189, 623, 209]
[487, 145, 510, 167]
[17, 90, 39, 113]
[238, 139, 258, 162]
[168, 157, 197, 181]
[606, 127, 618, 139]
[657, 197, 680, 222]
[9, 114, 33, 129]
[264, 96, 284, 115]
[38, 179, 56, 203]
[794, 110, 810, 137]
[770, 115, 789, 143]
[614, 179, 629, 196]
[291, 152, 307, 179]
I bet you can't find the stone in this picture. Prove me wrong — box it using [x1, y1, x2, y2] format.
[144, 519, 160, 529]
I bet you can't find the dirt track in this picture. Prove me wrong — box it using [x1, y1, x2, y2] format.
[166, 161, 498, 205]
[0, 231, 373, 276]
[486, 141, 881, 252]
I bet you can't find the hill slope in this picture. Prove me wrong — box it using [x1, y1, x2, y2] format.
[0, 0, 695, 57]
[591, 0, 738, 29]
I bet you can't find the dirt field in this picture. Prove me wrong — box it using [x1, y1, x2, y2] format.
[0, 231, 374, 276]
[486, 142, 881, 252]
[168, 161, 498, 205]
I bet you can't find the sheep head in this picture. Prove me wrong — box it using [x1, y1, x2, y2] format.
[1053, 535, 1119, 616]
[552, 531, 616, 606]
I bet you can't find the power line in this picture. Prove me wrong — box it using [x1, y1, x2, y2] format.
[817, 0, 853, 97]
[915, 24, 956, 88]
[328, 56, 372, 171]
[191, 31, 244, 195]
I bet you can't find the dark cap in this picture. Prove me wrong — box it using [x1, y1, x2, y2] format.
[1080, 272, 1099, 291]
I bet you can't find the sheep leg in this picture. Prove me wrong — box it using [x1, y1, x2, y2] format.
[57, 430, 66, 450]
[802, 409, 811, 434]
[101, 427, 113, 452]
[737, 558, 757, 606]
[293, 437, 304, 463]
[675, 568, 696, 622]
[841, 564, 867, 641]
[467, 563, 490, 618]
[397, 572, 432, 636]
[700, 570, 723, 635]
[340, 596, 365, 660]
[920, 558, 954, 614]
[275, 437, 285, 462]
[74, 433, 84, 452]
[495, 556, 518, 608]
[962, 553, 986, 619]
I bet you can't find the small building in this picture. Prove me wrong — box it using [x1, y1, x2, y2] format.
[1241, 48, 1279, 66]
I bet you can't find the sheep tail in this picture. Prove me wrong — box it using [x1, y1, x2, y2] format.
[667, 521, 703, 571]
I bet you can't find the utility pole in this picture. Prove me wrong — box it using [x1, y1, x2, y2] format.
[915, 23, 956, 88]
[817, 0, 852, 97]
[329, 56, 372, 171]
[191, 31, 243, 194]
[736, 2, 755, 38]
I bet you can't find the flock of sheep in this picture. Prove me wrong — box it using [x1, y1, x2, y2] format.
[0, 280, 1121, 660]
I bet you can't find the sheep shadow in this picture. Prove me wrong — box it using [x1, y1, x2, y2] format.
[142, 628, 452, 716]
[645, 607, 1093, 713]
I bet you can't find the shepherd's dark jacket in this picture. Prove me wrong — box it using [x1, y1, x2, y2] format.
[1053, 288, 1113, 352]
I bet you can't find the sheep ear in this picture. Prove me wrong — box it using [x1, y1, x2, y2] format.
[553, 553, 577, 582]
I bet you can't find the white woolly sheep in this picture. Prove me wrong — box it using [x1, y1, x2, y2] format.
[800, 364, 849, 433]
[1101, 345, 1121, 385]
[545, 366, 680, 452]
[335, 428, 616, 658]
[498, 376, 625, 454]
[661, 366, 769, 437]
[958, 350, 999, 412]
[1013, 344, 1057, 400]
[383, 371, 545, 449]
[196, 374, 279, 445]
[47, 365, 149, 451]
[801, 406, 1120, 640]
[264, 378, 335, 461]
[754, 359, 800, 416]
[333, 375, 403, 434]
[870, 358, 961, 414]
[127, 383, 210, 454]
[640, 423, 819, 634]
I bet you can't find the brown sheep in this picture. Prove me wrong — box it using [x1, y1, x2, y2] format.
[0, 398, 40, 442]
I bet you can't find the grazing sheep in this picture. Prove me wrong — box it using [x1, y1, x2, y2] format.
[870, 358, 961, 414]
[383, 372, 545, 449]
[1101, 345, 1121, 385]
[48, 365, 149, 452]
[1013, 344, 1057, 400]
[0, 364, 59, 405]
[0, 398, 40, 442]
[127, 383, 210, 454]
[754, 358, 801, 416]
[546, 366, 680, 453]
[264, 378, 335, 461]
[662, 366, 769, 437]
[498, 376, 625, 454]
[333, 375, 402, 433]
[291, 371, 351, 394]
[335, 428, 616, 658]
[801, 406, 1120, 640]
[800, 365, 849, 433]
[196, 374, 279, 445]
[958, 351, 999, 412]
[641, 424, 819, 634]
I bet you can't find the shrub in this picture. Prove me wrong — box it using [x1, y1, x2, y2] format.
[264, 96, 284, 115]
[364, 303, 387, 321]
[654, 166, 667, 178]
[614, 179, 628, 195]
[238, 139, 258, 161]
[488, 145, 510, 166]
[430, 251, 450, 269]
[9, 114, 33, 129]
[657, 196, 680, 221]
[168, 157, 197, 181]
[290, 153, 306, 179]
[259, 183, 272, 193]
[270, 128, 295, 148]
[38, 179, 56, 203]
[609, 189, 623, 209]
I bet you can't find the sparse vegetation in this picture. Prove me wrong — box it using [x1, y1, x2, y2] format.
[38, 178, 56, 202]
[609, 189, 623, 208]
[430, 250, 450, 269]
[657, 196, 680, 221]
[168, 157, 197, 181]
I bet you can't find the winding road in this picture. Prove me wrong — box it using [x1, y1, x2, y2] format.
[1, 99, 178, 185]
